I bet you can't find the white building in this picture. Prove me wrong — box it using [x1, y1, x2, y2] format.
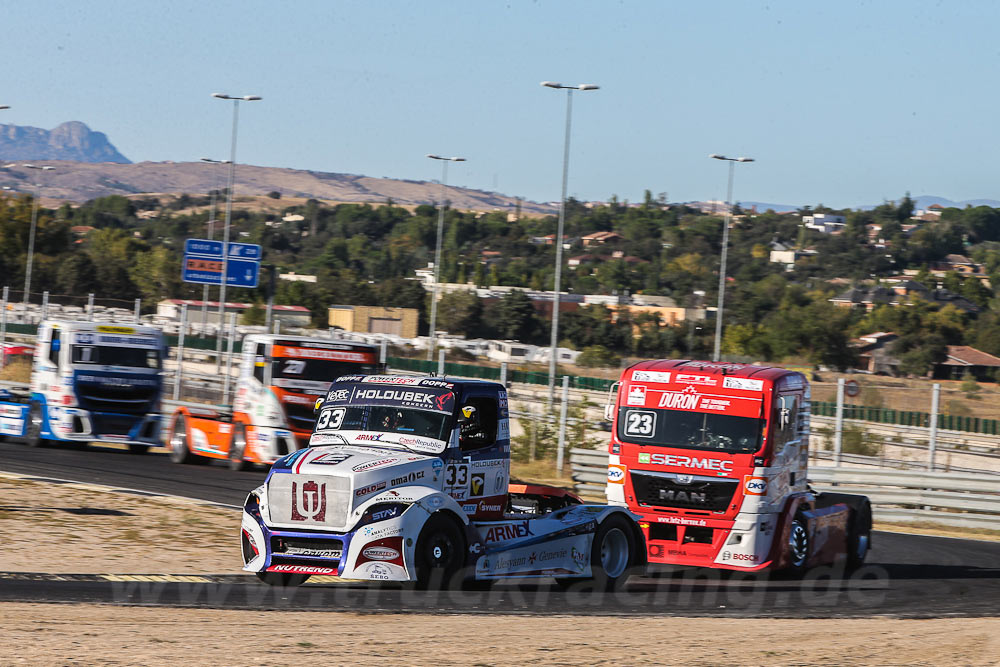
[802, 213, 846, 233]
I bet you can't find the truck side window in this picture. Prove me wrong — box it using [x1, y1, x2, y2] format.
[459, 396, 498, 451]
[48, 330, 60, 365]
[773, 395, 799, 447]
[253, 343, 267, 383]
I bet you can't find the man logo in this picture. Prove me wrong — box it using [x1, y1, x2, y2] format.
[471, 473, 485, 496]
[674, 474, 695, 485]
[291, 481, 326, 521]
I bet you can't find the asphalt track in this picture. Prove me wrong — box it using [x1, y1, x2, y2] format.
[1, 439, 999, 617]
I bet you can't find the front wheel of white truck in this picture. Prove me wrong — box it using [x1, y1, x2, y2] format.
[255, 571, 311, 587]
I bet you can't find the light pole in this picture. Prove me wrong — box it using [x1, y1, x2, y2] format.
[425, 154, 465, 361]
[541, 81, 599, 405]
[199, 157, 230, 336]
[708, 153, 754, 362]
[211, 93, 261, 368]
[21, 164, 55, 306]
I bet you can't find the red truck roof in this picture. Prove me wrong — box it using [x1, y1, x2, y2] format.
[626, 359, 799, 383]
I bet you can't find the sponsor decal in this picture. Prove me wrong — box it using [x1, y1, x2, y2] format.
[570, 547, 588, 572]
[607, 464, 626, 484]
[327, 388, 351, 402]
[371, 507, 399, 521]
[470, 473, 485, 496]
[462, 503, 478, 513]
[290, 481, 327, 522]
[266, 564, 337, 575]
[397, 436, 440, 450]
[312, 452, 352, 466]
[362, 524, 403, 538]
[483, 521, 534, 543]
[656, 516, 707, 526]
[97, 325, 135, 334]
[433, 392, 453, 411]
[675, 373, 718, 386]
[638, 452, 651, 464]
[282, 394, 317, 405]
[472, 458, 505, 469]
[723, 377, 764, 392]
[366, 563, 391, 580]
[275, 346, 371, 362]
[355, 481, 387, 497]
[419, 379, 454, 389]
[310, 434, 345, 445]
[390, 470, 425, 486]
[355, 433, 385, 442]
[362, 546, 400, 561]
[477, 499, 504, 514]
[285, 546, 342, 559]
[658, 387, 700, 410]
[362, 376, 423, 385]
[494, 471, 506, 494]
[627, 385, 647, 406]
[352, 458, 399, 472]
[631, 370, 671, 383]
[698, 397, 732, 411]
[732, 553, 760, 562]
[743, 475, 768, 496]
[645, 452, 733, 472]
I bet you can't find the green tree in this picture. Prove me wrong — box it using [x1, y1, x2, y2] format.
[576, 345, 621, 368]
[436, 290, 482, 337]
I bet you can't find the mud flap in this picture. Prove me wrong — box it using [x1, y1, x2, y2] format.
[801, 503, 850, 568]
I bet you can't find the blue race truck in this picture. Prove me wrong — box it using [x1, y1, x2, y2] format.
[0, 320, 166, 453]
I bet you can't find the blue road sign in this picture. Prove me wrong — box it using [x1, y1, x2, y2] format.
[182, 257, 260, 288]
[184, 239, 224, 257]
[225, 242, 262, 260]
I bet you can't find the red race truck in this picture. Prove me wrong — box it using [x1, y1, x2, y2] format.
[169, 334, 380, 469]
[604, 359, 871, 573]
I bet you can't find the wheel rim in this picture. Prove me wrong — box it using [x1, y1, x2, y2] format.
[231, 428, 246, 462]
[600, 527, 630, 579]
[789, 520, 808, 567]
[170, 419, 186, 456]
[426, 533, 454, 568]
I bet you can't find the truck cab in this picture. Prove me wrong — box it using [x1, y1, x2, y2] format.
[242, 375, 645, 588]
[606, 360, 871, 572]
[170, 335, 380, 468]
[6, 321, 166, 452]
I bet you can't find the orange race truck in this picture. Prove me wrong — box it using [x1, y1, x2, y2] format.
[605, 359, 872, 574]
[168, 334, 380, 469]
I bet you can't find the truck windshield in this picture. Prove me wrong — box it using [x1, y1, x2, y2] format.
[314, 405, 450, 442]
[617, 406, 762, 454]
[273, 358, 377, 383]
[72, 345, 160, 369]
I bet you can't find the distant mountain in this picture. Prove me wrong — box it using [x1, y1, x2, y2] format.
[0, 121, 130, 163]
[911, 195, 1000, 209]
[0, 160, 556, 214]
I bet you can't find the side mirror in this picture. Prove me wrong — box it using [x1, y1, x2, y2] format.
[51, 339, 61, 352]
[603, 381, 620, 421]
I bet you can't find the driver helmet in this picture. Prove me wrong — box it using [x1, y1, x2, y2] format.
[381, 410, 404, 429]
[458, 405, 479, 435]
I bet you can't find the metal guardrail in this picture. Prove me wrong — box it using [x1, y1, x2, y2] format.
[568, 448, 1000, 529]
[811, 415, 1000, 458]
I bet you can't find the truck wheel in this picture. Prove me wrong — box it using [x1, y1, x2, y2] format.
[25, 403, 48, 448]
[847, 500, 872, 570]
[255, 571, 310, 587]
[556, 515, 636, 592]
[228, 423, 250, 471]
[169, 415, 195, 464]
[413, 513, 465, 590]
[784, 512, 810, 574]
[127, 444, 150, 455]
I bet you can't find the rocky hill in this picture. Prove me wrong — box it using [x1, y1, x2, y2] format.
[0, 159, 554, 214]
[0, 121, 130, 163]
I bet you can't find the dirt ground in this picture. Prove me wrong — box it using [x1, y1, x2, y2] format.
[0, 476, 240, 574]
[0, 604, 996, 666]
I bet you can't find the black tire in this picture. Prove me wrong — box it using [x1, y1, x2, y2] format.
[127, 444, 150, 455]
[556, 514, 637, 592]
[25, 402, 48, 448]
[784, 512, 810, 575]
[228, 423, 250, 471]
[168, 415, 195, 464]
[255, 571, 310, 587]
[413, 513, 466, 590]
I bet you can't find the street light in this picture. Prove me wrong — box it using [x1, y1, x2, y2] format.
[211, 93, 261, 368]
[21, 164, 55, 306]
[425, 154, 466, 361]
[199, 157, 231, 335]
[541, 80, 599, 405]
[708, 153, 754, 362]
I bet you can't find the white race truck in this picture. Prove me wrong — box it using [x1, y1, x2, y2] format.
[0, 320, 165, 453]
[241, 375, 646, 589]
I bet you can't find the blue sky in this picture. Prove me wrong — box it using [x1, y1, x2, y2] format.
[2, 1, 998, 208]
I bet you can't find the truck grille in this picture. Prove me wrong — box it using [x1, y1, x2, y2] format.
[283, 401, 317, 432]
[267, 475, 351, 529]
[630, 471, 738, 512]
[91, 413, 139, 436]
[77, 384, 157, 415]
[272, 536, 344, 561]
